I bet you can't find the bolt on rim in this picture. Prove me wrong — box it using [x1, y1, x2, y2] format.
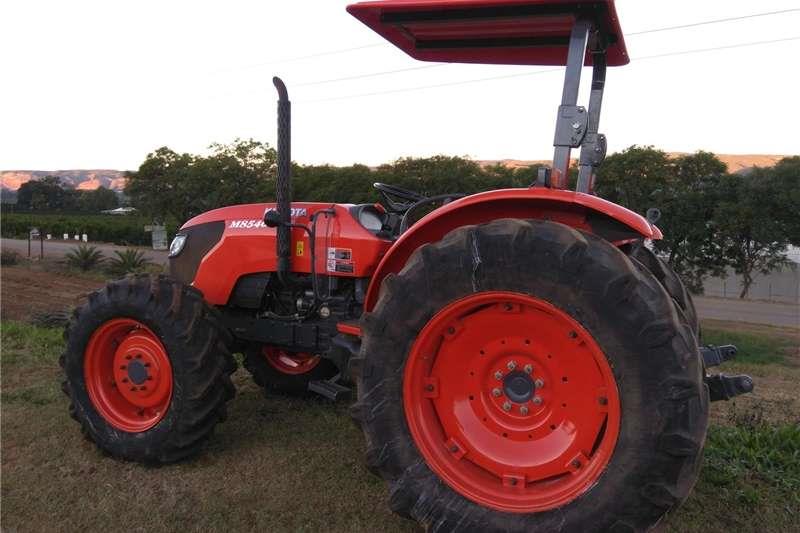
[403, 291, 621, 513]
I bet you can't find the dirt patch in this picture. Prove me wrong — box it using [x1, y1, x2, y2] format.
[1, 264, 105, 322]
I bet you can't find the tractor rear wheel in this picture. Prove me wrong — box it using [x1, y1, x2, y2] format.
[625, 241, 699, 337]
[243, 345, 338, 396]
[352, 219, 708, 532]
[60, 275, 236, 463]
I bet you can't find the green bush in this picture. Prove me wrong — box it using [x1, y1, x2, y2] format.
[65, 244, 105, 271]
[106, 249, 151, 276]
[0, 213, 177, 246]
[1, 249, 20, 265]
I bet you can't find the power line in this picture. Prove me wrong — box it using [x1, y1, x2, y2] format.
[297, 36, 800, 103]
[285, 8, 800, 88]
[294, 63, 445, 87]
[228, 8, 799, 74]
[627, 8, 800, 35]
[216, 43, 383, 73]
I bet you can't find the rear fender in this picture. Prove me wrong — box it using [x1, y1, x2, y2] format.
[364, 188, 660, 311]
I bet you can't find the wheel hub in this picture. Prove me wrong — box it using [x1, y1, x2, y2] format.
[403, 292, 621, 514]
[502, 371, 534, 404]
[127, 359, 148, 385]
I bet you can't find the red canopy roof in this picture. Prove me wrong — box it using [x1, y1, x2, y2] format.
[347, 0, 629, 66]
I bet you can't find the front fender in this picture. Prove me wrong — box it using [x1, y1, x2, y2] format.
[364, 188, 660, 311]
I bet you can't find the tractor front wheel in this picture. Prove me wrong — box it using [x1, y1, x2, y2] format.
[352, 219, 708, 532]
[60, 275, 236, 463]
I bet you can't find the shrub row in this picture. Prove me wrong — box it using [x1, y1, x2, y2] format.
[0, 213, 177, 246]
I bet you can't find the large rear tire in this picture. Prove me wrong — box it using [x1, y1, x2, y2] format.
[352, 219, 708, 532]
[60, 275, 236, 463]
[625, 241, 699, 337]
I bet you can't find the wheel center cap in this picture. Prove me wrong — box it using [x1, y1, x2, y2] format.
[127, 359, 148, 385]
[503, 371, 533, 403]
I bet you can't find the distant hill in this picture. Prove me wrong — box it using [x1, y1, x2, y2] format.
[0, 170, 127, 192]
[477, 153, 789, 174]
[1, 154, 790, 192]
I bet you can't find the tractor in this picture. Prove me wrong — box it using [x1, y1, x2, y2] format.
[61, 1, 755, 531]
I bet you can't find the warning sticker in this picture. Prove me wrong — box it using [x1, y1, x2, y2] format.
[327, 247, 354, 274]
[296, 241, 304, 257]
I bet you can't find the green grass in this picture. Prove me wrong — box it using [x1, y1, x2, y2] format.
[2, 320, 798, 532]
[667, 414, 800, 532]
[702, 326, 792, 365]
[1, 321, 64, 365]
[705, 418, 800, 494]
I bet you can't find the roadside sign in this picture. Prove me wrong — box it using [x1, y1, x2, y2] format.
[151, 225, 168, 250]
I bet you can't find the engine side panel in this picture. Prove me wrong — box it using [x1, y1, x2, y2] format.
[172, 202, 391, 306]
[363, 188, 660, 311]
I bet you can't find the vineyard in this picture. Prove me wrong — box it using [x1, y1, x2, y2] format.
[0, 213, 177, 246]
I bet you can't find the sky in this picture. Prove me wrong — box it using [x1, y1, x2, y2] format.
[1, 0, 799, 171]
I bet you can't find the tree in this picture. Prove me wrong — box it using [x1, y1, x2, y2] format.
[79, 187, 119, 212]
[16, 176, 74, 211]
[765, 156, 800, 246]
[652, 151, 728, 292]
[595, 146, 672, 215]
[716, 172, 792, 298]
[125, 139, 276, 223]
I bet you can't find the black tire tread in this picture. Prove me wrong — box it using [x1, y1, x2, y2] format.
[60, 274, 236, 463]
[625, 241, 699, 337]
[353, 219, 708, 532]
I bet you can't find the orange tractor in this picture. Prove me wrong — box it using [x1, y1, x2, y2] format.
[61, 1, 753, 530]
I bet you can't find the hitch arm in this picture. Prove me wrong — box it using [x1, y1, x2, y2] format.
[706, 374, 755, 402]
[699, 343, 755, 401]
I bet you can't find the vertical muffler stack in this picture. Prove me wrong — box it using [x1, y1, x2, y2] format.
[273, 77, 292, 280]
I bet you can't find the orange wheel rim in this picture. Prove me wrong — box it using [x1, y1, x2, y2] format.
[262, 346, 321, 375]
[84, 318, 172, 432]
[403, 292, 621, 513]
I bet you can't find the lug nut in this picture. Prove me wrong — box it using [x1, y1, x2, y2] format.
[534, 378, 544, 389]
[520, 405, 529, 416]
[494, 371, 503, 380]
[523, 364, 533, 374]
[507, 361, 517, 371]
[532, 396, 543, 406]
[492, 388, 502, 397]
[502, 401, 512, 412]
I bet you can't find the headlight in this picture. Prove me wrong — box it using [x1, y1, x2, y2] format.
[169, 234, 187, 257]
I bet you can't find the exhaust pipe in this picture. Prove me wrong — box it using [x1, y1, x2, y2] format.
[273, 76, 292, 282]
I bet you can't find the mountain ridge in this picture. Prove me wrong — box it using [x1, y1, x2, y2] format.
[1, 154, 789, 191]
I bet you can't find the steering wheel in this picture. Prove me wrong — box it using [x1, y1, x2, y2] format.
[373, 182, 426, 213]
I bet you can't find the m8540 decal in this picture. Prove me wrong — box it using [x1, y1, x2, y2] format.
[229, 208, 308, 229]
